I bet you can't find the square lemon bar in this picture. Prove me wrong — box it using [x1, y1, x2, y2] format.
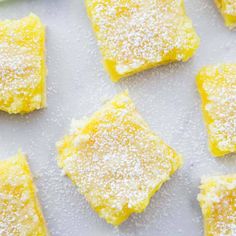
[57, 91, 183, 225]
[0, 14, 46, 114]
[85, 0, 200, 82]
[0, 152, 48, 235]
[215, 0, 236, 28]
[196, 64, 236, 157]
[198, 175, 236, 236]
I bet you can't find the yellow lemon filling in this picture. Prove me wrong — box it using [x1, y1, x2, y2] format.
[57, 91, 182, 225]
[0, 152, 48, 235]
[215, 0, 236, 28]
[198, 175, 236, 236]
[0, 14, 46, 114]
[196, 64, 236, 157]
[85, 0, 200, 81]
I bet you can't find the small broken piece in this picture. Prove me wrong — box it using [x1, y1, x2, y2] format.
[0, 152, 48, 235]
[196, 64, 236, 157]
[215, 0, 236, 28]
[198, 175, 236, 236]
[56, 91, 182, 225]
[85, 0, 200, 82]
[0, 13, 46, 114]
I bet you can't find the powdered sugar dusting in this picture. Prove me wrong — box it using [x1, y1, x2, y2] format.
[0, 0, 235, 235]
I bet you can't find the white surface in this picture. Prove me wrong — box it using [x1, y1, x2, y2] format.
[0, 0, 236, 235]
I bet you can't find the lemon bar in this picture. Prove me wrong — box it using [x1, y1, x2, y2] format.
[0, 152, 48, 235]
[198, 175, 236, 236]
[57, 91, 182, 225]
[196, 64, 236, 157]
[85, 0, 200, 82]
[215, 0, 236, 28]
[0, 14, 46, 114]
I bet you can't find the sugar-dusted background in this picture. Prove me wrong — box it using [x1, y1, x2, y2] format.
[0, 0, 235, 235]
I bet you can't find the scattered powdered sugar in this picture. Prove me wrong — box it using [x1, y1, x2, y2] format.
[0, 0, 235, 235]
[0, 155, 47, 235]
